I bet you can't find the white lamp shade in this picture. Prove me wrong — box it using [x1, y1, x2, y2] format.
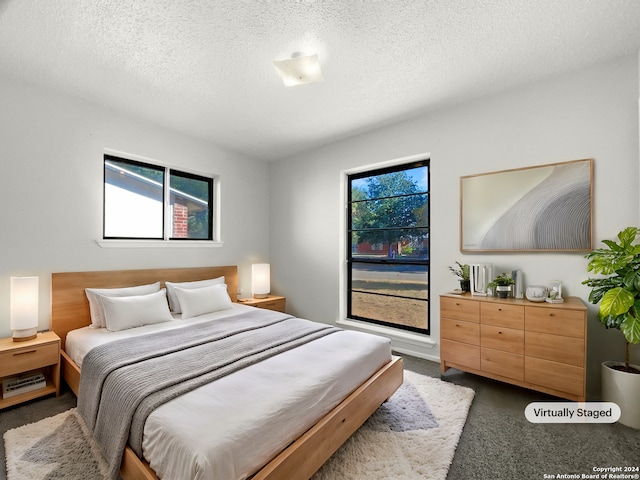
[10, 276, 39, 341]
[273, 53, 324, 87]
[252, 264, 270, 298]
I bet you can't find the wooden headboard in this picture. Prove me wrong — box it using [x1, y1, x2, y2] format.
[51, 265, 238, 349]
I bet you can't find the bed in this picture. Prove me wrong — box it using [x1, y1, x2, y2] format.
[50, 265, 403, 480]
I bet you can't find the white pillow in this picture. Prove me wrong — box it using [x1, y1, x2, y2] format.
[175, 283, 233, 320]
[102, 289, 173, 332]
[86, 282, 161, 328]
[165, 276, 225, 313]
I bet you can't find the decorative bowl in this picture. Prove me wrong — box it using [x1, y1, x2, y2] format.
[526, 285, 548, 302]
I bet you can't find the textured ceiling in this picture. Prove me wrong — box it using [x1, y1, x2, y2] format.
[1, 1, 640, 161]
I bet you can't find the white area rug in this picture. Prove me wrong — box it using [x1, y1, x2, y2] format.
[4, 370, 474, 480]
[313, 370, 475, 480]
[3, 408, 109, 480]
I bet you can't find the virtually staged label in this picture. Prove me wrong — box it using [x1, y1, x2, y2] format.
[525, 402, 621, 423]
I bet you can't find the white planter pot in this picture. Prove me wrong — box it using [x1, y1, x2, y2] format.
[601, 361, 640, 429]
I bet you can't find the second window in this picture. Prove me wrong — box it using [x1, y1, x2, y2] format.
[104, 154, 214, 241]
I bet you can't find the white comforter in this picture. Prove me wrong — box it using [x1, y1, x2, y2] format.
[66, 304, 391, 480]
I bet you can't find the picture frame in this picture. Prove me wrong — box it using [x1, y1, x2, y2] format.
[546, 280, 563, 303]
[460, 159, 593, 252]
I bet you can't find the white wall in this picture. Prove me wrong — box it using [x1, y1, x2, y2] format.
[270, 54, 640, 399]
[0, 76, 271, 338]
[1, 54, 637, 398]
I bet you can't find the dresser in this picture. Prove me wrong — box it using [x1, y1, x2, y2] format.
[440, 293, 587, 401]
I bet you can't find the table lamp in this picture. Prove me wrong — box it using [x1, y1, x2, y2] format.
[251, 264, 270, 298]
[10, 276, 39, 342]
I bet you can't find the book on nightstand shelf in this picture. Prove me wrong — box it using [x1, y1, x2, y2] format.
[2, 370, 46, 399]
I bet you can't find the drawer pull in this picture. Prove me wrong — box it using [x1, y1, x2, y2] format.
[498, 308, 502, 311]
[14, 349, 37, 356]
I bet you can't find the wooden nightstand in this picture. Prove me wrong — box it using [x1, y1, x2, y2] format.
[238, 295, 286, 313]
[0, 331, 61, 409]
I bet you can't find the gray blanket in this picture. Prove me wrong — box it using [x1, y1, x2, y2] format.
[77, 308, 339, 480]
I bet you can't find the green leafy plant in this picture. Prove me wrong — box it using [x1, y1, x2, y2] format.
[448, 261, 470, 281]
[582, 226, 640, 372]
[488, 273, 515, 290]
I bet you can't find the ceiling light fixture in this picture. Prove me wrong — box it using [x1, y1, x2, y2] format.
[272, 52, 324, 87]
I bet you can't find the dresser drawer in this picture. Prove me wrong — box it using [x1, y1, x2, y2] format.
[481, 348, 524, 381]
[525, 356, 584, 396]
[441, 339, 480, 370]
[481, 324, 524, 354]
[525, 306, 585, 338]
[525, 331, 585, 367]
[441, 297, 479, 323]
[481, 303, 524, 329]
[441, 318, 479, 345]
[0, 342, 59, 378]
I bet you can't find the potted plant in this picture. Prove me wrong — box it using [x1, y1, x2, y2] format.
[582, 226, 640, 429]
[449, 261, 470, 292]
[488, 273, 515, 298]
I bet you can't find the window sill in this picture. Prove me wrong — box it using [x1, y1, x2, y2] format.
[337, 318, 438, 362]
[96, 239, 224, 249]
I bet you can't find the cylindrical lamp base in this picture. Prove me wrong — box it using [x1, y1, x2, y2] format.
[13, 328, 37, 342]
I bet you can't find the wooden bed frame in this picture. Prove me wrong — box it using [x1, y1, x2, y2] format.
[50, 265, 403, 480]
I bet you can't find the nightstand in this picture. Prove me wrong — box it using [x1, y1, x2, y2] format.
[238, 295, 286, 313]
[0, 331, 60, 409]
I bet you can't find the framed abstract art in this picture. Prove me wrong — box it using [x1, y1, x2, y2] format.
[460, 159, 593, 252]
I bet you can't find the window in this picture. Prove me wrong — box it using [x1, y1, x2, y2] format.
[104, 155, 214, 240]
[347, 160, 429, 334]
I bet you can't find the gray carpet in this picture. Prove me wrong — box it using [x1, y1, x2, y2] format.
[402, 356, 639, 479]
[1, 354, 638, 480]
